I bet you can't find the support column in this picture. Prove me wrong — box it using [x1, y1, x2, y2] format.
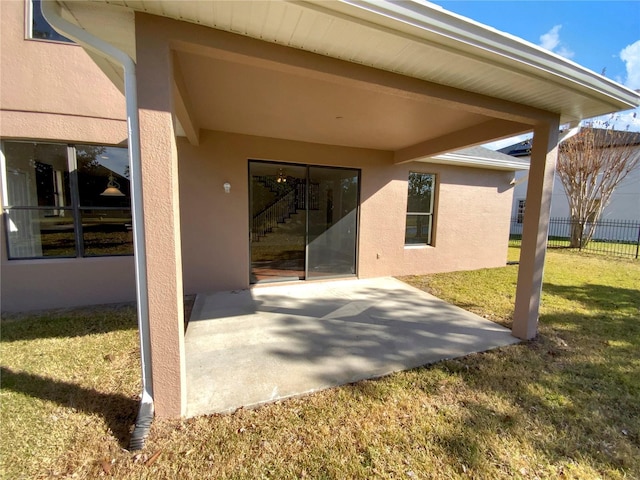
[512, 118, 560, 340]
[136, 24, 186, 417]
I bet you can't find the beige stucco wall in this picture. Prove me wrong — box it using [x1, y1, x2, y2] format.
[0, 0, 126, 142]
[1, 0, 131, 313]
[179, 130, 515, 295]
[0, 255, 136, 312]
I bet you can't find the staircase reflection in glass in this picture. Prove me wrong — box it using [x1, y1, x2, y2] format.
[250, 162, 306, 283]
[249, 161, 359, 284]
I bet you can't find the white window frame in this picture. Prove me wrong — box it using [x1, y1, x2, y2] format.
[405, 172, 436, 246]
[25, 0, 75, 45]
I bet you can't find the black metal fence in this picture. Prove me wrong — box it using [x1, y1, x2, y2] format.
[509, 217, 640, 259]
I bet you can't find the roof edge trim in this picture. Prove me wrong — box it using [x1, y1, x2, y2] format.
[419, 152, 530, 171]
[323, 0, 640, 110]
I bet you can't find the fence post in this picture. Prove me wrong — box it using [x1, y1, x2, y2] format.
[636, 224, 640, 260]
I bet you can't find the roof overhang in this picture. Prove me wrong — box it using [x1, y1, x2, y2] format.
[423, 147, 529, 171]
[53, 0, 640, 155]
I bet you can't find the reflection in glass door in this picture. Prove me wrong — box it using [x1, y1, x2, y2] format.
[250, 162, 307, 283]
[249, 161, 359, 284]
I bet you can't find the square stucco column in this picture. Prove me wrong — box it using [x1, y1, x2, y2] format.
[513, 119, 560, 340]
[136, 28, 186, 417]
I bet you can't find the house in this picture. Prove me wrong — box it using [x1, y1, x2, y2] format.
[503, 130, 640, 241]
[1, 0, 638, 419]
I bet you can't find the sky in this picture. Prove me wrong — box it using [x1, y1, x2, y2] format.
[432, 0, 640, 148]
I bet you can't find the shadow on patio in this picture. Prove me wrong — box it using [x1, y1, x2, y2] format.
[184, 277, 519, 417]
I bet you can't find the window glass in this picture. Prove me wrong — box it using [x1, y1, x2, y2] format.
[405, 172, 435, 245]
[516, 199, 526, 224]
[30, 0, 73, 43]
[2, 141, 132, 259]
[405, 214, 432, 245]
[81, 209, 133, 256]
[407, 172, 434, 213]
[4, 142, 70, 208]
[5, 208, 76, 258]
[77, 146, 130, 207]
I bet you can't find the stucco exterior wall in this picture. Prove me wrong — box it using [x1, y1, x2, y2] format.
[1, 0, 131, 313]
[178, 130, 515, 295]
[0, 255, 135, 312]
[0, 0, 126, 143]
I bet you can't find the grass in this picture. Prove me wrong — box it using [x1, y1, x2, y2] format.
[0, 306, 140, 478]
[1, 248, 639, 479]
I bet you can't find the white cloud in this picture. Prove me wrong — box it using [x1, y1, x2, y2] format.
[587, 41, 640, 133]
[539, 25, 574, 59]
[556, 46, 575, 59]
[620, 40, 640, 90]
[540, 25, 561, 51]
[588, 109, 640, 132]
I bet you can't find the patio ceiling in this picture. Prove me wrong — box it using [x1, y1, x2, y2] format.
[174, 50, 494, 151]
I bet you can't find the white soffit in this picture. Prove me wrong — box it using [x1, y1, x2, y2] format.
[84, 0, 640, 124]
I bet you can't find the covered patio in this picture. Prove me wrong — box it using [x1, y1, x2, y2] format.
[185, 277, 518, 417]
[42, 0, 640, 420]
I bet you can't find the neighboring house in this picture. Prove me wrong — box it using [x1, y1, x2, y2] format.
[1, 0, 638, 418]
[502, 130, 640, 241]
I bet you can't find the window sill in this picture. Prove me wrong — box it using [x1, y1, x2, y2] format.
[25, 37, 77, 46]
[404, 244, 433, 249]
[4, 255, 133, 265]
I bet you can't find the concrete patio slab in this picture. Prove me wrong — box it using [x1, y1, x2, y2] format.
[185, 277, 519, 417]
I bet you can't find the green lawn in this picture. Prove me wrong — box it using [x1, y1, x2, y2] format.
[1, 248, 639, 479]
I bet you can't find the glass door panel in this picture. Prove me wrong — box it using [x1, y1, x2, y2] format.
[306, 166, 359, 279]
[250, 162, 307, 283]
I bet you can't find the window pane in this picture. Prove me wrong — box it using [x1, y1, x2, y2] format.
[517, 199, 525, 224]
[4, 141, 70, 208]
[31, 0, 73, 43]
[77, 146, 130, 208]
[307, 167, 359, 279]
[407, 172, 434, 213]
[405, 214, 432, 245]
[5, 208, 76, 258]
[81, 209, 133, 256]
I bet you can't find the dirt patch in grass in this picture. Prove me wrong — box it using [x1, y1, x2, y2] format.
[2, 249, 639, 479]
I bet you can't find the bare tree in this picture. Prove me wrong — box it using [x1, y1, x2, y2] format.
[556, 126, 640, 247]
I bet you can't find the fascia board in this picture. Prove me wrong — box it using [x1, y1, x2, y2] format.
[418, 153, 530, 171]
[321, 0, 640, 110]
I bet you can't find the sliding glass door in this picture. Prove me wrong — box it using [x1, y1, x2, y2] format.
[307, 166, 359, 279]
[249, 161, 359, 283]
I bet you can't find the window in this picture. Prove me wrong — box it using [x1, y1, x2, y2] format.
[28, 0, 74, 44]
[2, 141, 132, 259]
[405, 172, 435, 245]
[516, 199, 526, 224]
